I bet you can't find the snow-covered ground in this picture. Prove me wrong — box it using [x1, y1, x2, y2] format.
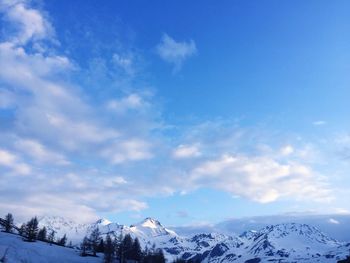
[0, 231, 101, 263]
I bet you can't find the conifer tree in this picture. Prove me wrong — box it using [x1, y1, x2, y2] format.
[18, 223, 26, 236]
[80, 236, 89, 257]
[47, 230, 55, 245]
[25, 217, 39, 242]
[131, 237, 142, 262]
[37, 226, 47, 241]
[58, 234, 67, 246]
[97, 238, 104, 252]
[89, 227, 101, 256]
[154, 249, 166, 263]
[115, 233, 123, 261]
[121, 233, 133, 262]
[3, 213, 14, 233]
[103, 234, 114, 263]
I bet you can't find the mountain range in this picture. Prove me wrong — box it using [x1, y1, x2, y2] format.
[32, 215, 350, 262]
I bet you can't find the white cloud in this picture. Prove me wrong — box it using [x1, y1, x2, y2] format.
[107, 94, 146, 113]
[0, 149, 16, 166]
[280, 145, 294, 156]
[187, 154, 331, 203]
[45, 113, 119, 150]
[0, 0, 53, 44]
[0, 1, 155, 221]
[173, 144, 201, 159]
[156, 33, 197, 72]
[0, 148, 31, 175]
[0, 194, 99, 223]
[113, 53, 134, 75]
[313, 120, 327, 126]
[102, 176, 127, 187]
[102, 139, 153, 164]
[328, 218, 340, 224]
[15, 139, 70, 165]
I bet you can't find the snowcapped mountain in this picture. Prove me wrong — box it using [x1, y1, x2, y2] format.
[36, 216, 350, 262]
[208, 214, 350, 242]
[37, 216, 103, 243]
[173, 223, 350, 263]
[241, 223, 346, 262]
[129, 217, 177, 239]
[38, 216, 178, 249]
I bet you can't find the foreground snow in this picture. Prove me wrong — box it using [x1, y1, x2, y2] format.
[0, 232, 101, 263]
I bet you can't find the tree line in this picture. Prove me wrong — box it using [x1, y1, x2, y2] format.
[80, 228, 166, 263]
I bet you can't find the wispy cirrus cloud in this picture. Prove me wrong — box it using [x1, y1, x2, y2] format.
[313, 120, 327, 126]
[172, 144, 201, 159]
[107, 93, 147, 113]
[156, 33, 197, 72]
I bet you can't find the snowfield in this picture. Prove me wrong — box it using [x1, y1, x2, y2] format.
[0, 232, 101, 263]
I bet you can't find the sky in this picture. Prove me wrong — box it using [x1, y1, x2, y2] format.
[0, 0, 350, 226]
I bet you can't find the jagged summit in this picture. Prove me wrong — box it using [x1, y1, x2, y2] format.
[129, 217, 176, 239]
[138, 217, 163, 228]
[239, 229, 257, 240]
[94, 218, 112, 226]
[255, 222, 339, 245]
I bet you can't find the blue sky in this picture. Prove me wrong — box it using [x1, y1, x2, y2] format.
[0, 0, 350, 226]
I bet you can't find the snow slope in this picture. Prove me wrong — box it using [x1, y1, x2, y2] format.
[0, 231, 101, 263]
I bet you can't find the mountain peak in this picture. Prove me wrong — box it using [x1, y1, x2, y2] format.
[95, 218, 112, 226]
[128, 217, 178, 238]
[139, 217, 163, 228]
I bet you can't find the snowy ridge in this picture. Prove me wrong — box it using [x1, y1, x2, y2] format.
[242, 223, 345, 262]
[130, 217, 177, 239]
[37, 216, 95, 243]
[35, 216, 350, 262]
